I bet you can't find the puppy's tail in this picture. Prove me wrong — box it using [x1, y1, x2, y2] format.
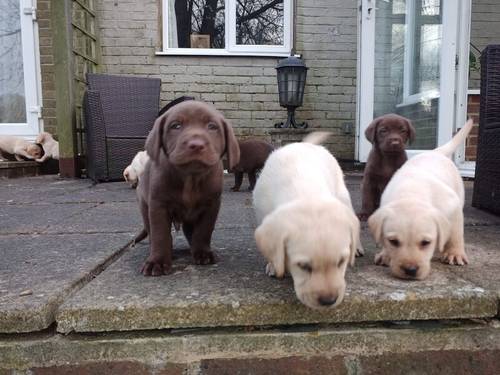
[132, 228, 148, 247]
[302, 131, 331, 145]
[434, 119, 474, 157]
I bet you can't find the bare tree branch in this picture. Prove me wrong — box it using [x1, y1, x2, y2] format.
[237, 0, 283, 25]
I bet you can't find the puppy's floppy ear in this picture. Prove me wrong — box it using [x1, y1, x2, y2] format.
[405, 118, 416, 144]
[431, 209, 451, 253]
[145, 114, 167, 162]
[368, 206, 391, 244]
[365, 118, 381, 144]
[254, 210, 289, 278]
[221, 118, 240, 170]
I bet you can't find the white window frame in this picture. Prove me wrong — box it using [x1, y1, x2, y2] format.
[0, 0, 42, 139]
[158, 0, 292, 57]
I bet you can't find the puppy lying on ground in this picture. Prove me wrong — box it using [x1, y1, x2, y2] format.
[35, 132, 59, 162]
[231, 139, 274, 191]
[253, 132, 362, 309]
[368, 119, 474, 280]
[136, 100, 239, 276]
[359, 114, 415, 221]
[123, 151, 149, 188]
[0, 135, 43, 161]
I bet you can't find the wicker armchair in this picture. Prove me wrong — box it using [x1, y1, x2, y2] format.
[472, 45, 500, 215]
[83, 73, 161, 182]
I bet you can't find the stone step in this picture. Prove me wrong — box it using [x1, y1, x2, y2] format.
[0, 161, 40, 178]
[1, 320, 499, 373]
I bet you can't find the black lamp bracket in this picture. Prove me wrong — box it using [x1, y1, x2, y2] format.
[275, 108, 308, 129]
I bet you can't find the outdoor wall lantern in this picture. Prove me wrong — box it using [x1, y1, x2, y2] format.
[275, 55, 308, 129]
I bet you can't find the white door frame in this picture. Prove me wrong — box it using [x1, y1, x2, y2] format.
[0, 0, 42, 139]
[454, 0, 475, 177]
[356, 0, 472, 170]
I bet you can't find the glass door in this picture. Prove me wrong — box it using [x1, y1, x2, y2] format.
[0, 0, 40, 138]
[357, 0, 466, 162]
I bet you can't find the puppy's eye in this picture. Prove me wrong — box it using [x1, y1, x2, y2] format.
[169, 122, 182, 130]
[337, 258, 346, 267]
[400, 127, 407, 133]
[388, 238, 400, 247]
[207, 122, 219, 131]
[297, 262, 312, 273]
[379, 127, 387, 133]
[420, 239, 431, 248]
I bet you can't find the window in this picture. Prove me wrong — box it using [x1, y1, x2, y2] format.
[386, 0, 443, 108]
[161, 0, 292, 56]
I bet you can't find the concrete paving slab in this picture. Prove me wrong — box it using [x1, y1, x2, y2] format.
[0, 233, 133, 333]
[42, 202, 143, 234]
[0, 203, 98, 235]
[56, 190, 498, 333]
[450, 226, 500, 303]
[0, 176, 84, 204]
[43, 181, 138, 204]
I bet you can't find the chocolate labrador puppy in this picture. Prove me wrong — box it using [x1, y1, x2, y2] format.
[137, 100, 240, 276]
[359, 114, 415, 221]
[231, 139, 274, 192]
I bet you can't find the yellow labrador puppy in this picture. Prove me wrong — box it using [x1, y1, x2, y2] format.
[123, 150, 149, 188]
[35, 132, 59, 162]
[369, 120, 474, 280]
[0, 135, 43, 161]
[253, 132, 361, 309]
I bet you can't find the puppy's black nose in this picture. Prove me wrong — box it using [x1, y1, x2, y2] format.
[401, 265, 418, 277]
[318, 296, 337, 306]
[187, 139, 206, 152]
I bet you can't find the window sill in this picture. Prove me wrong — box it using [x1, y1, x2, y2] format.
[395, 90, 440, 108]
[155, 50, 290, 58]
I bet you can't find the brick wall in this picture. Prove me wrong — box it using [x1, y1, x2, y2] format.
[466, 94, 480, 161]
[96, 0, 358, 160]
[37, 0, 57, 136]
[35, 0, 500, 157]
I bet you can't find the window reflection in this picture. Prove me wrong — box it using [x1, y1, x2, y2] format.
[0, 0, 27, 123]
[236, 0, 284, 46]
[169, 0, 225, 48]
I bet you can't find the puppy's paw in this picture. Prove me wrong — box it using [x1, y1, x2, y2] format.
[441, 250, 469, 266]
[192, 250, 217, 265]
[356, 246, 365, 257]
[141, 256, 172, 276]
[265, 262, 277, 277]
[230, 186, 240, 192]
[374, 251, 390, 266]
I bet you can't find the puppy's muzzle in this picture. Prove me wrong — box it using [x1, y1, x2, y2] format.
[317, 294, 338, 307]
[400, 264, 419, 278]
[185, 138, 207, 153]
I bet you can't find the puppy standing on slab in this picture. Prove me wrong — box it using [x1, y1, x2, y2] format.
[230, 139, 274, 192]
[359, 114, 415, 221]
[35, 132, 59, 162]
[136, 100, 239, 276]
[368, 119, 474, 280]
[0, 135, 43, 161]
[253, 132, 362, 309]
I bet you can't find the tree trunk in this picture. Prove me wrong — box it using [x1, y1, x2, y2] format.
[200, 0, 219, 47]
[175, 0, 191, 47]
